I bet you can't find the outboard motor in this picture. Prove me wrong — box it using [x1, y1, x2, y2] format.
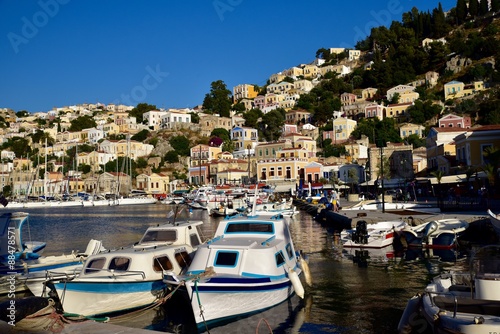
[422, 221, 439, 246]
[352, 220, 368, 244]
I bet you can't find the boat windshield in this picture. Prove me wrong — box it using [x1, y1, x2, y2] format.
[225, 222, 274, 234]
[141, 230, 177, 243]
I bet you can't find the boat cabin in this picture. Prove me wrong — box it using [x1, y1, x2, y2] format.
[82, 246, 194, 279]
[136, 220, 203, 248]
[187, 215, 297, 277]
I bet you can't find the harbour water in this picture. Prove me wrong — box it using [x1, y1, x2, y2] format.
[0, 204, 477, 333]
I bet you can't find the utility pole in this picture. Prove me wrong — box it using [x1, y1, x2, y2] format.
[380, 145, 385, 213]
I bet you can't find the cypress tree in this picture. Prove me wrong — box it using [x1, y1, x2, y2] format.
[456, 0, 468, 24]
[479, 0, 489, 15]
[492, 0, 500, 12]
[469, 0, 479, 17]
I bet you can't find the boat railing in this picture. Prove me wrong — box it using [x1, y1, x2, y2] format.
[426, 291, 460, 318]
[85, 268, 146, 279]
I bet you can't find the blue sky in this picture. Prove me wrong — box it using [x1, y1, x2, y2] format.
[0, 0, 457, 113]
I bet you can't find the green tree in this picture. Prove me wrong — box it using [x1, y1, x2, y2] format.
[232, 102, 246, 113]
[129, 103, 156, 124]
[243, 109, 263, 128]
[210, 128, 230, 142]
[406, 134, 426, 148]
[169, 135, 190, 156]
[164, 151, 179, 163]
[7, 137, 31, 158]
[189, 112, 200, 124]
[30, 130, 55, 146]
[469, 0, 479, 17]
[202, 80, 232, 117]
[432, 3, 448, 37]
[492, 0, 500, 12]
[456, 0, 468, 23]
[131, 129, 150, 142]
[69, 115, 97, 131]
[478, 99, 500, 125]
[16, 110, 29, 118]
[222, 139, 235, 153]
[390, 92, 400, 104]
[479, 0, 489, 15]
[79, 163, 91, 174]
[135, 157, 148, 168]
[260, 109, 285, 141]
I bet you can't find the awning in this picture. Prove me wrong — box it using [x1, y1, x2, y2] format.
[426, 172, 487, 185]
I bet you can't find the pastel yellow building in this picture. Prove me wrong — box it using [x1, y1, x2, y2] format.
[454, 125, 500, 168]
[386, 102, 413, 119]
[323, 117, 357, 144]
[399, 123, 425, 138]
[444, 80, 485, 100]
[233, 84, 259, 102]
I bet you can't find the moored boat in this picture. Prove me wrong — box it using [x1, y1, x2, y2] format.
[340, 220, 407, 248]
[0, 212, 46, 262]
[0, 239, 105, 295]
[163, 213, 310, 330]
[46, 219, 204, 317]
[399, 245, 500, 334]
[398, 218, 469, 249]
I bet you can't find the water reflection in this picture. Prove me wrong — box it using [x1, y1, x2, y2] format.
[0, 205, 480, 333]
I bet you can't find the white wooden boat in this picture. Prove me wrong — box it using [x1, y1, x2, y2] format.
[46, 220, 203, 317]
[399, 218, 469, 249]
[0, 239, 105, 295]
[340, 220, 406, 248]
[399, 245, 500, 334]
[164, 213, 310, 330]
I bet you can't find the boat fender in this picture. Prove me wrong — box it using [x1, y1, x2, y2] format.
[289, 268, 304, 299]
[397, 294, 425, 334]
[299, 256, 313, 287]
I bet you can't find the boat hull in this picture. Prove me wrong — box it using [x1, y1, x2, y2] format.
[183, 277, 295, 327]
[52, 280, 166, 316]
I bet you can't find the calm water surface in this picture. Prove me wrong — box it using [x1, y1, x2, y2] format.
[4, 204, 471, 333]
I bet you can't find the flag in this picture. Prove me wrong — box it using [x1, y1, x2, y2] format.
[0, 193, 8, 207]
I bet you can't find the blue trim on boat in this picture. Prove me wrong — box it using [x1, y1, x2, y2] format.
[241, 272, 287, 280]
[54, 280, 165, 293]
[28, 261, 83, 272]
[207, 277, 271, 284]
[191, 280, 290, 292]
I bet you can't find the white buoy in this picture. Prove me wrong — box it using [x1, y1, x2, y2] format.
[289, 268, 304, 299]
[299, 256, 313, 287]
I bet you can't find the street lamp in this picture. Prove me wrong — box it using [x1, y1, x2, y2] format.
[343, 170, 348, 199]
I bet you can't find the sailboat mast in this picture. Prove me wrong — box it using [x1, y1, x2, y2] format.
[44, 138, 47, 199]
